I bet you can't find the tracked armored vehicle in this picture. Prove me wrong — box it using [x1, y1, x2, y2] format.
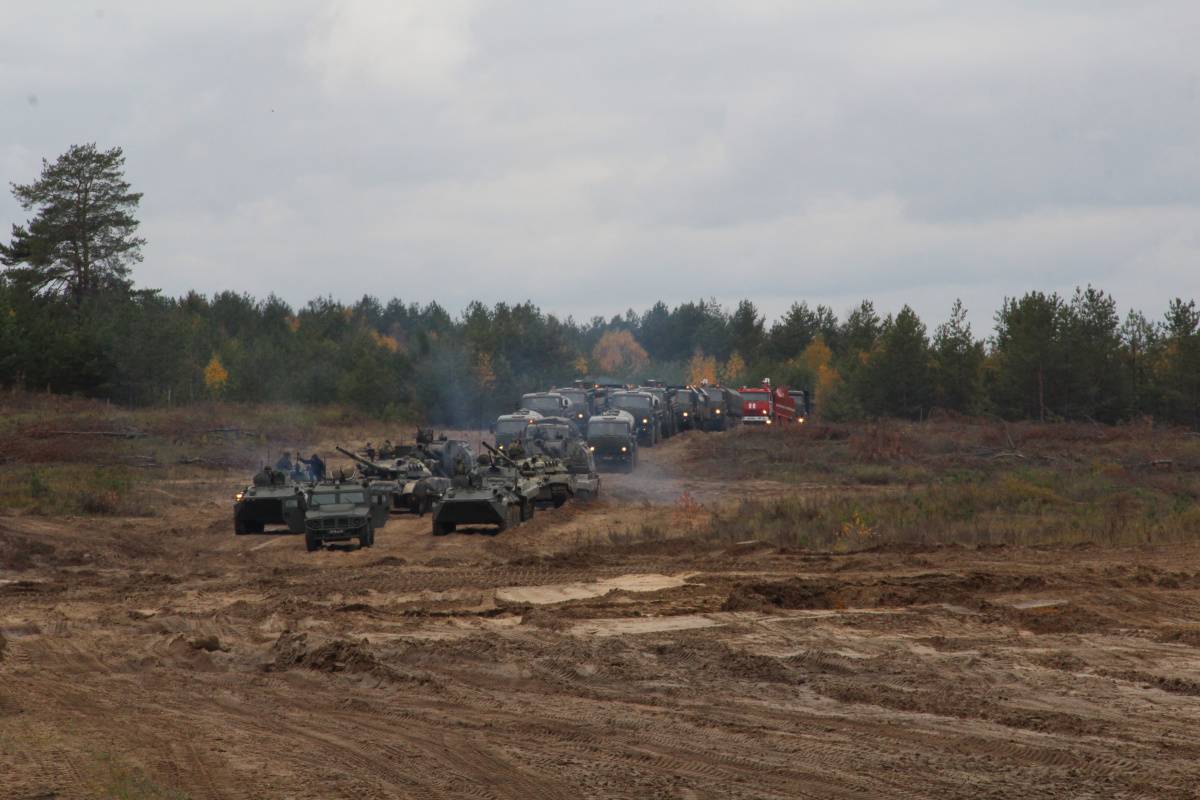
[336, 446, 450, 515]
[524, 418, 600, 499]
[234, 466, 307, 534]
[430, 448, 541, 535]
[302, 480, 390, 552]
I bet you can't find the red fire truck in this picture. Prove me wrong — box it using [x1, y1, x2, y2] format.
[738, 379, 798, 425]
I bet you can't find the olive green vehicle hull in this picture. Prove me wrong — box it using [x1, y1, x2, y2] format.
[431, 491, 531, 534]
[234, 486, 307, 534]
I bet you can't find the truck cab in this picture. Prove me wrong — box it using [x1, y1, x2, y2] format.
[739, 380, 797, 425]
[552, 386, 594, 427]
[606, 390, 662, 446]
[493, 409, 544, 450]
[520, 392, 571, 419]
[586, 410, 638, 471]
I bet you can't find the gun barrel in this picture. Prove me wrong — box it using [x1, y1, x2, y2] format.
[335, 446, 383, 470]
[481, 440, 517, 466]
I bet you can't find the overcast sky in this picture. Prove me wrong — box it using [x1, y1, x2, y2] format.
[3, 1, 1199, 332]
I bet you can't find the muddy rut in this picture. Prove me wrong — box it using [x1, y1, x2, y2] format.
[3, 436, 1200, 798]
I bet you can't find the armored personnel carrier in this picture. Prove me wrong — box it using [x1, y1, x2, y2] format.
[302, 479, 391, 552]
[234, 466, 307, 534]
[586, 409, 638, 472]
[430, 448, 541, 535]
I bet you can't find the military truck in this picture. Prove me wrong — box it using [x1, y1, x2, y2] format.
[302, 480, 390, 552]
[586, 409, 638, 471]
[671, 386, 702, 431]
[552, 386, 595, 427]
[493, 409, 544, 451]
[430, 448, 541, 535]
[638, 383, 678, 439]
[696, 384, 743, 431]
[234, 466, 307, 534]
[519, 391, 572, 420]
[606, 389, 663, 446]
[336, 446, 450, 515]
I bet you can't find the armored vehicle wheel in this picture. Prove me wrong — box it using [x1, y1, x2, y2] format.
[552, 489, 568, 508]
[432, 521, 456, 536]
[521, 498, 534, 521]
[235, 518, 264, 535]
[359, 524, 374, 549]
[305, 533, 320, 552]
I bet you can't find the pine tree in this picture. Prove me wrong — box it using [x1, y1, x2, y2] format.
[931, 299, 984, 414]
[1, 144, 144, 305]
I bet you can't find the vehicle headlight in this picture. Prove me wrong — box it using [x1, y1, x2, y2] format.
[798, 417, 805, 424]
[234, 491, 244, 501]
[642, 418, 648, 424]
[715, 409, 721, 414]
[589, 445, 595, 452]
[682, 411, 688, 417]
[620, 446, 627, 453]
[766, 419, 773, 425]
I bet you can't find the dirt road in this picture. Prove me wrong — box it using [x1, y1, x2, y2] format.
[4, 434, 1200, 798]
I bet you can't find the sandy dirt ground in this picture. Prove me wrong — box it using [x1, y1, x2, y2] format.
[4, 434, 1200, 798]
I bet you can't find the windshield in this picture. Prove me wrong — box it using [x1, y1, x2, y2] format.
[610, 395, 650, 411]
[522, 396, 564, 414]
[532, 425, 571, 441]
[740, 391, 768, 403]
[309, 490, 365, 507]
[496, 419, 531, 435]
[588, 420, 630, 437]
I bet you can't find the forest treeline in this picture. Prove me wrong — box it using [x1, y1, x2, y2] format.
[3, 282, 1199, 428]
[2, 144, 1199, 427]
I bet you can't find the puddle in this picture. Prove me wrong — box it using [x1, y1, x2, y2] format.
[496, 573, 690, 605]
[569, 614, 722, 637]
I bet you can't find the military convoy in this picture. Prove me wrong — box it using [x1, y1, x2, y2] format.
[233, 375, 808, 548]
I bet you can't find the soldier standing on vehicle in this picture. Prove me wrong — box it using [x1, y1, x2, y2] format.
[300, 453, 326, 481]
[275, 451, 293, 472]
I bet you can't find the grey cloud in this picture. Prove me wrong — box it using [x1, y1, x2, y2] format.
[2, 0, 1198, 334]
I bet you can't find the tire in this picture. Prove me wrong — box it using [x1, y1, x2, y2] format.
[552, 490, 567, 509]
[234, 517, 247, 535]
[432, 521, 455, 536]
[521, 499, 534, 521]
[359, 524, 374, 549]
[305, 533, 320, 552]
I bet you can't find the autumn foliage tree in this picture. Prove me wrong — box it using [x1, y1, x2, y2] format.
[592, 330, 648, 377]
